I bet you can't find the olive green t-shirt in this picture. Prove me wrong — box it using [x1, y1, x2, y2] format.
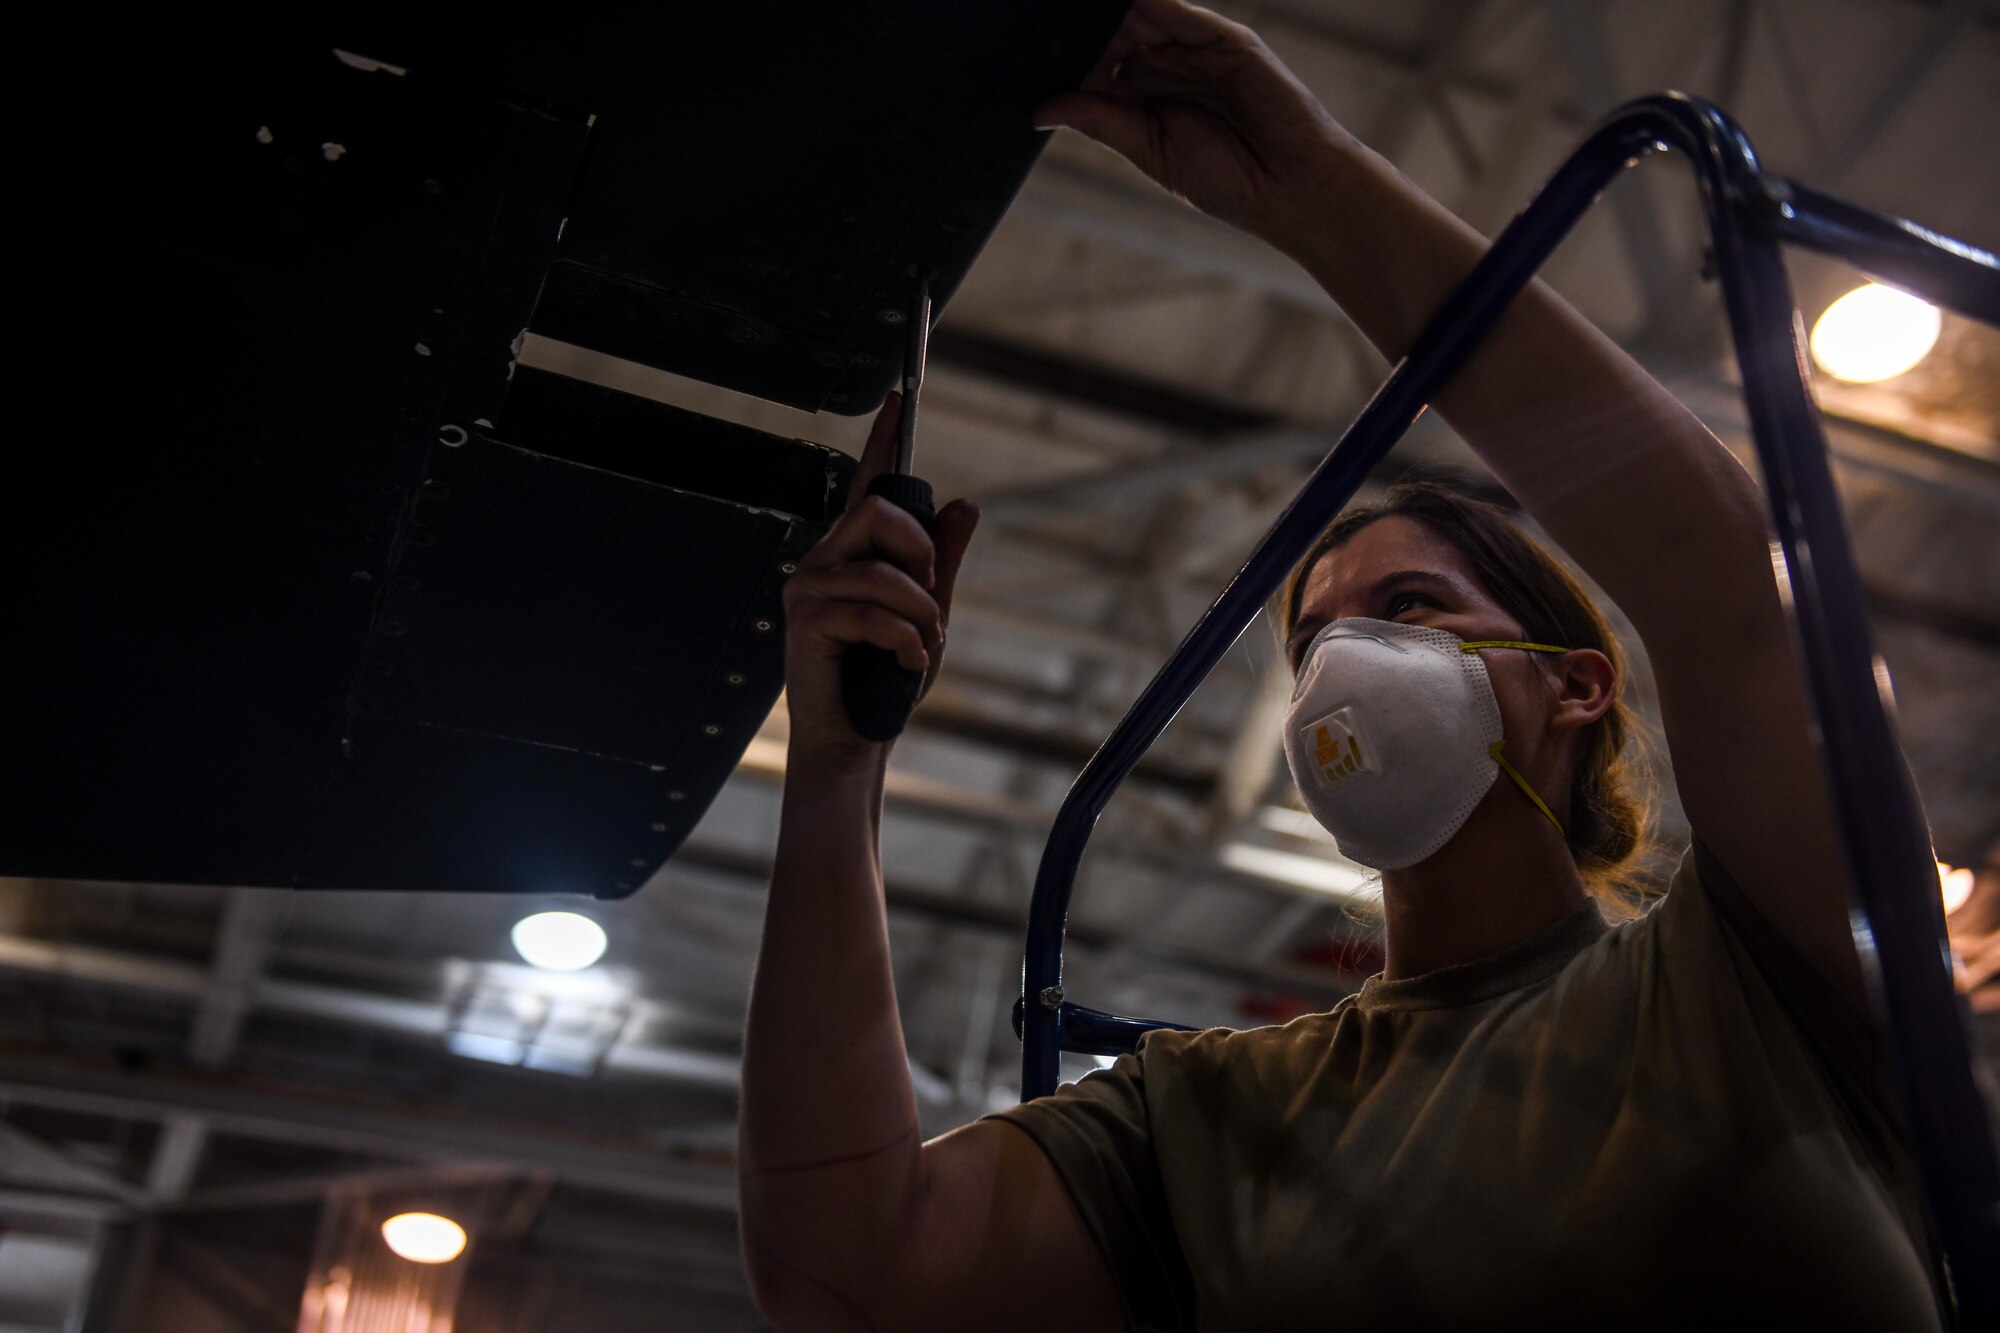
[982, 840, 1946, 1331]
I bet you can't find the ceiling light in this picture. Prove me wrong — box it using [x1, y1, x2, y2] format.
[510, 911, 607, 971]
[1257, 804, 1334, 843]
[380, 1212, 467, 1264]
[1938, 861, 1976, 916]
[1810, 283, 1940, 382]
[1219, 841, 1376, 899]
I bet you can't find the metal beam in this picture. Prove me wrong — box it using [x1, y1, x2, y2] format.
[143, 1119, 206, 1204]
[0, 1122, 148, 1210]
[1236, 0, 1590, 126]
[726, 737, 1372, 942]
[0, 884, 1353, 1124]
[1204, 653, 1295, 843]
[1010, 159, 1334, 313]
[1669, 375, 2000, 517]
[929, 324, 1285, 434]
[168, 1162, 517, 1216]
[1758, 0, 1831, 166]
[1547, 0, 1683, 332]
[671, 835, 1358, 1004]
[0, 933, 743, 1093]
[974, 407, 1503, 522]
[186, 890, 285, 1069]
[0, 1054, 741, 1212]
[150, 888, 289, 1209]
[909, 692, 1218, 800]
[0, 1187, 125, 1223]
[978, 425, 1348, 518]
[1818, 0, 1982, 187]
[1456, 6, 1570, 235]
[1363, 0, 1496, 173]
[933, 602, 1160, 671]
[1710, 0, 1755, 116]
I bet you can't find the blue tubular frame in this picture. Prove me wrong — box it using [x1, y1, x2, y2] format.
[1016, 93, 2000, 1316]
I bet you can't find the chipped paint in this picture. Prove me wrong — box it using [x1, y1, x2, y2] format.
[255, 126, 274, 145]
[321, 142, 347, 162]
[505, 327, 529, 383]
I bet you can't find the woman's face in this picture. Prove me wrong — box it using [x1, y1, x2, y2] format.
[1288, 516, 1562, 772]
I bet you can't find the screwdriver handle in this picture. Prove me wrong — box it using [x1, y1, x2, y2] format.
[840, 472, 938, 742]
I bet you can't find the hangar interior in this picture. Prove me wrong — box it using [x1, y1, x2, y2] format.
[2, 1, 1996, 1329]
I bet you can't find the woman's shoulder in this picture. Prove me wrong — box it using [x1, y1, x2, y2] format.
[1144, 1007, 1346, 1057]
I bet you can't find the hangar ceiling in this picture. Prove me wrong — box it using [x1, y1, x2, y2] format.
[3, 3, 1996, 1328]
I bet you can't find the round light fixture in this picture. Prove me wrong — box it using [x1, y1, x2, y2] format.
[380, 1212, 467, 1264]
[1938, 861, 1976, 916]
[510, 911, 608, 971]
[1809, 283, 1941, 383]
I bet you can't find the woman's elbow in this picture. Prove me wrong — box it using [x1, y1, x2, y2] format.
[740, 1214, 905, 1332]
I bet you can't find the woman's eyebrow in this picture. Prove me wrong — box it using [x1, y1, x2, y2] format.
[1291, 571, 1465, 658]
[1367, 570, 1464, 604]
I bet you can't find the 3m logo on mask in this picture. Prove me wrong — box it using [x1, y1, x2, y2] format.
[1301, 705, 1375, 789]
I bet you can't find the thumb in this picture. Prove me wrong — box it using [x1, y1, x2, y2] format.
[1032, 92, 1162, 176]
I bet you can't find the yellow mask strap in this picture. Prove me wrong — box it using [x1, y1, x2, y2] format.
[1459, 639, 1570, 655]
[1461, 639, 1573, 837]
[1490, 739, 1566, 838]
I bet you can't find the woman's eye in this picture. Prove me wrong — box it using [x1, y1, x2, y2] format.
[1386, 593, 1426, 617]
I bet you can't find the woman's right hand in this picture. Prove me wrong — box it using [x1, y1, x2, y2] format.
[1031, 0, 1355, 253]
[781, 392, 980, 763]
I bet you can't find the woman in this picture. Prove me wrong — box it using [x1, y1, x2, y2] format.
[736, 1, 1946, 1328]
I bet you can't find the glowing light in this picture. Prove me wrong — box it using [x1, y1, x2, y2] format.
[1257, 804, 1334, 843]
[510, 912, 607, 971]
[380, 1213, 466, 1264]
[1220, 841, 1375, 899]
[1938, 861, 1976, 916]
[1810, 283, 1940, 382]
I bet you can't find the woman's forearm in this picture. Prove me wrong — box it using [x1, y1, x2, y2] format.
[738, 742, 928, 1318]
[1268, 138, 1772, 639]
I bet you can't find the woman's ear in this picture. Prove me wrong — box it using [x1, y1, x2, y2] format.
[1547, 648, 1617, 734]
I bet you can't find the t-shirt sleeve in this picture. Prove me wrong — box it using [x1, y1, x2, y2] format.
[977, 1037, 1197, 1332]
[1655, 834, 1909, 1165]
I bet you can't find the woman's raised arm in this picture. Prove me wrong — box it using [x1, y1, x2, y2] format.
[1034, 0, 1866, 1016]
[736, 400, 1122, 1330]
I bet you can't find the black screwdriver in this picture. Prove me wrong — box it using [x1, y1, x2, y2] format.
[840, 268, 937, 741]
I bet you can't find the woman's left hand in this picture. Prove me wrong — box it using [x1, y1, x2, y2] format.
[1034, 0, 1356, 249]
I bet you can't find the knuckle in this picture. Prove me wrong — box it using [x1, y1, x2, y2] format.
[781, 570, 829, 603]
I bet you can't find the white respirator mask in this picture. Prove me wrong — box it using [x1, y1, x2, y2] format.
[1280, 618, 1571, 870]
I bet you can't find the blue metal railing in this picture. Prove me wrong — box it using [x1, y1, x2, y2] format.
[1015, 93, 2000, 1320]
